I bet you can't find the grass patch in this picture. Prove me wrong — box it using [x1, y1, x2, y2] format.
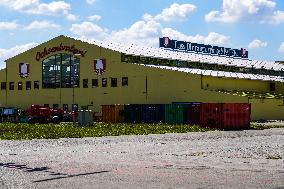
[0, 122, 216, 140]
[250, 123, 284, 130]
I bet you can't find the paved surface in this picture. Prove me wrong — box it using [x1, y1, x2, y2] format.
[0, 128, 284, 189]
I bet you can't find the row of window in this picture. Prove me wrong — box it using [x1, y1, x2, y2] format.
[0, 77, 128, 90]
[45, 104, 78, 112]
[1, 81, 39, 90]
[83, 77, 128, 88]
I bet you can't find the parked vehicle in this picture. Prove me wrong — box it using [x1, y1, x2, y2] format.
[1, 108, 20, 123]
[27, 105, 55, 123]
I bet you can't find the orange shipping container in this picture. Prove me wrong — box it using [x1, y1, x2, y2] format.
[102, 105, 125, 123]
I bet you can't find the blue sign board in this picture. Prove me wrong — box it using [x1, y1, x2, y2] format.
[159, 37, 248, 59]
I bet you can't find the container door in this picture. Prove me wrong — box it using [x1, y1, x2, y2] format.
[187, 103, 201, 125]
[200, 103, 223, 129]
[223, 103, 250, 130]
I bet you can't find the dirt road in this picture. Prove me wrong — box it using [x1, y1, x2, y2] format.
[0, 128, 284, 189]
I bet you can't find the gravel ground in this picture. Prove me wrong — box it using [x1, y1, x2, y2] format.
[0, 128, 284, 189]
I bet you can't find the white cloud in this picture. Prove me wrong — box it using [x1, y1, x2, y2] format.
[278, 42, 284, 52]
[24, 20, 61, 30]
[70, 19, 231, 48]
[70, 22, 108, 40]
[0, 21, 19, 30]
[0, 0, 75, 20]
[0, 42, 39, 68]
[66, 14, 78, 21]
[248, 39, 267, 49]
[86, 0, 96, 5]
[109, 20, 162, 47]
[270, 11, 284, 24]
[205, 0, 284, 24]
[70, 3, 230, 48]
[88, 15, 101, 22]
[0, 0, 71, 15]
[143, 3, 197, 22]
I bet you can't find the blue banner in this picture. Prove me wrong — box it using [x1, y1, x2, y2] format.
[159, 37, 248, 59]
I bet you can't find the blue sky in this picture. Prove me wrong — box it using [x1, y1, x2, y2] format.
[1, 0, 284, 69]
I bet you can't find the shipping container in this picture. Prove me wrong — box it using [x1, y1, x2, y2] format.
[200, 103, 223, 129]
[164, 104, 187, 125]
[222, 103, 251, 130]
[173, 102, 201, 125]
[186, 103, 201, 125]
[124, 104, 143, 123]
[102, 105, 125, 123]
[141, 104, 165, 123]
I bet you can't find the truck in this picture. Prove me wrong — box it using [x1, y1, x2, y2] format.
[27, 105, 56, 124]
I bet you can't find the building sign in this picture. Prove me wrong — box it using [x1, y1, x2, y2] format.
[19, 63, 30, 78]
[94, 59, 106, 76]
[159, 37, 248, 59]
[36, 43, 87, 61]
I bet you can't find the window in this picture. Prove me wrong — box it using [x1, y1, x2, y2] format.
[83, 79, 88, 88]
[102, 78, 107, 87]
[72, 104, 78, 112]
[270, 83, 275, 92]
[1, 82, 7, 90]
[42, 54, 80, 88]
[92, 79, 98, 88]
[26, 81, 31, 90]
[53, 104, 59, 109]
[63, 104, 68, 112]
[18, 82, 23, 90]
[111, 78, 117, 87]
[122, 77, 128, 86]
[9, 82, 14, 90]
[34, 81, 39, 89]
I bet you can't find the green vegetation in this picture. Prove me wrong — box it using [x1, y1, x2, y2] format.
[251, 123, 284, 130]
[0, 122, 215, 140]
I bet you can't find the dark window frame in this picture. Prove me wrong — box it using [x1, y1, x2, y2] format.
[34, 81, 39, 89]
[83, 79, 88, 88]
[92, 79, 98, 88]
[270, 82, 276, 92]
[111, 78, 117, 87]
[102, 78, 107, 87]
[53, 104, 59, 109]
[122, 77, 128, 86]
[18, 82, 23, 90]
[63, 104, 68, 112]
[9, 82, 14, 90]
[26, 81, 31, 90]
[1, 82, 6, 90]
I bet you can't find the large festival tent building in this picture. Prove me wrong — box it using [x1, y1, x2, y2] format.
[1, 35, 284, 120]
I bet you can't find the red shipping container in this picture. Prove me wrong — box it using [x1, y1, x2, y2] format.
[186, 103, 201, 125]
[222, 103, 251, 130]
[200, 103, 223, 129]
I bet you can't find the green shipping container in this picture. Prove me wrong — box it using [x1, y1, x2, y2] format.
[164, 104, 187, 125]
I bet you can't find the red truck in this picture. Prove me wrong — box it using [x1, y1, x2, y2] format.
[27, 105, 61, 124]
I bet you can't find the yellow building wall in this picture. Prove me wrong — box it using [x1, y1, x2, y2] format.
[250, 98, 284, 120]
[202, 76, 270, 92]
[0, 68, 6, 107]
[1, 35, 284, 121]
